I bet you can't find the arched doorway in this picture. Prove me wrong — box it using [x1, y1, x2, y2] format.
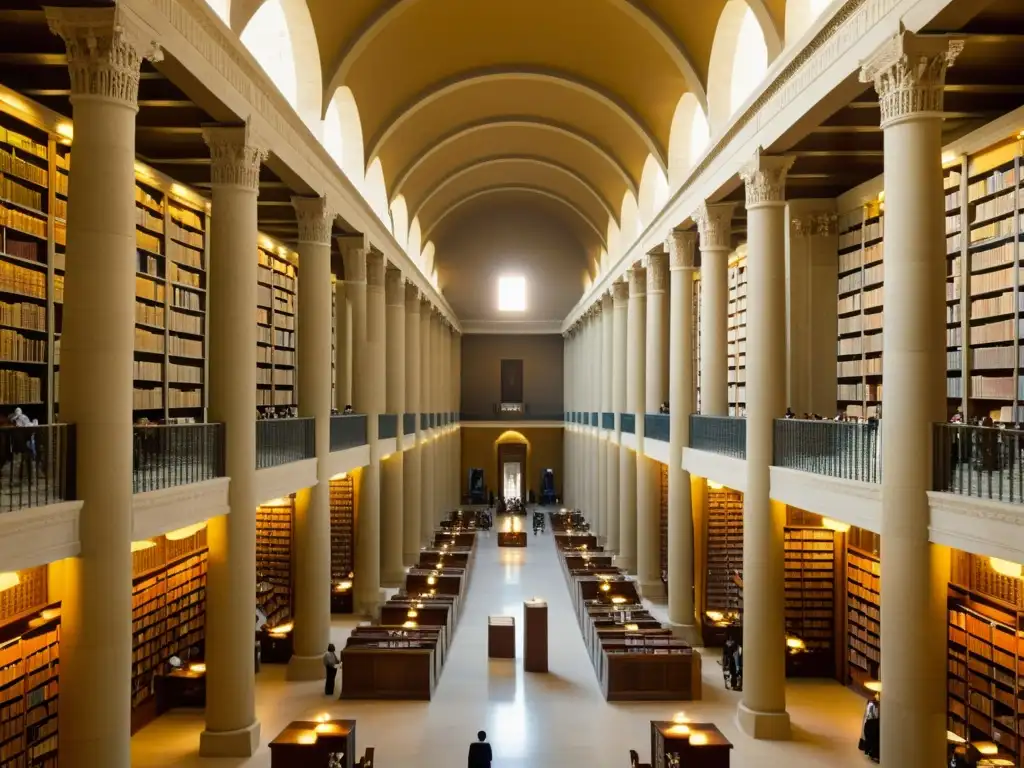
[495, 430, 530, 502]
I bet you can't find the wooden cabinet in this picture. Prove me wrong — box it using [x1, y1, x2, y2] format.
[524, 599, 548, 672]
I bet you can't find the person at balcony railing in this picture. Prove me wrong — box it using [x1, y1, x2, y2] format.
[343, 404, 354, 415]
[784, 408, 795, 419]
[659, 402, 669, 414]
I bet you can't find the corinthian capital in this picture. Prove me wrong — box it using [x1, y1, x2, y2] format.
[693, 202, 736, 251]
[292, 196, 335, 245]
[859, 31, 963, 129]
[628, 265, 647, 298]
[202, 124, 268, 191]
[366, 252, 385, 290]
[646, 252, 668, 294]
[46, 7, 161, 109]
[385, 266, 404, 306]
[667, 230, 697, 270]
[740, 151, 795, 209]
[612, 279, 629, 306]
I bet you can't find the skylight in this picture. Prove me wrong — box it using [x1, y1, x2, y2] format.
[498, 275, 527, 312]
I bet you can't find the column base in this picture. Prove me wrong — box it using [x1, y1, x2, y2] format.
[666, 621, 703, 647]
[286, 654, 325, 682]
[199, 720, 261, 757]
[736, 702, 791, 741]
[381, 570, 406, 589]
[638, 580, 666, 602]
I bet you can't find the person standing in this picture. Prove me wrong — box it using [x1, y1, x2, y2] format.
[323, 643, 340, 695]
[468, 730, 492, 768]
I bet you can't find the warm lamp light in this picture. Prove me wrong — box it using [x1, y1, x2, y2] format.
[600, 583, 611, 592]
[189, 663, 207, 673]
[407, 609, 418, 618]
[402, 620, 418, 628]
[946, 731, 966, 744]
[689, 732, 709, 746]
[131, 539, 156, 552]
[39, 608, 60, 621]
[864, 680, 882, 693]
[334, 580, 352, 592]
[610, 596, 627, 605]
[165, 522, 207, 541]
[56, 122, 73, 142]
[671, 712, 690, 725]
[707, 481, 723, 490]
[705, 610, 724, 622]
[268, 622, 293, 636]
[623, 623, 639, 631]
[975, 742, 999, 756]
[315, 713, 329, 724]
[0, 572, 21, 593]
[666, 723, 691, 735]
[989, 557, 1022, 579]
[426, 576, 437, 586]
[979, 759, 1014, 766]
[786, 635, 806, 651]
[822, 517, 850, 533]
[296, 731, 317, 745]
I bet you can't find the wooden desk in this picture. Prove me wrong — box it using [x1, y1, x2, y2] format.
[269, 719, 356, 768]
[600, 649, 702, 701]
[488, 615, 516, 658]
[155, 667, 206, 714]
[651, 721, 731, 768]
[497, 531, 527, 547]
[405, 569, 465, 597]
[523, 599, 548, 672]
[339, 646, 436, 700]
[554, 533, 597, 550]
[417, 549, 471, 568]
[432, 531, 475, 548]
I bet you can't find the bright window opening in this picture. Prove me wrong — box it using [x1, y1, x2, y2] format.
[498, 276, 527, 312]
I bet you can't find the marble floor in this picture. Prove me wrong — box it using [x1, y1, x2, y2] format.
[131, 521, 872, 768]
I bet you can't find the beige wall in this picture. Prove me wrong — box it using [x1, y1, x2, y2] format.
[460, 427, 564, 500]
[460, 334, 564, 418]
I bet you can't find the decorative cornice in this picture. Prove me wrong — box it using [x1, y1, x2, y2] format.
[859, 31, 963, 129]
[646, 252, 668, 294]
[385, 266, 404, 306]
[667, 230, 698, 270]
[342, 247, 367, 283]
[46, 7, 161, 108]
[693, 202, 736, 250]
[459, 319, 563, 334]
[202, 124, 268, 191]
[629, 266, 647, 297]
[740, 151, 795, 209]
[292, 196, 334, 245]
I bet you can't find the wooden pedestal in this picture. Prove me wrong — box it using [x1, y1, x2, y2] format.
[269, 720, 356, 768]
[524, 599, 548, 672]
[651, 722, 731, 768]
[488, 615, 515, 658]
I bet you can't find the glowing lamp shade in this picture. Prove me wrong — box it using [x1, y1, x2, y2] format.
[707, 481, 723, 490]
[975, 742, 999, 756]
[268, 622, 293, 637]
[689, 732, 709, 746]
[407, 609, 418, 618]
[131, 539, 156, 552]
[600, 583, 611, 592]
[946, 731, 966, 744]
[989, 557, 1022, 579]
[0, 572, 20, 592]
[822, 517, 850, 533]
[623, 623, 639, 631]
[189, 663, 207, 673]
[705, 610, 724, 622]
[864, 680, 882, 693]
[165, 522, 207, 541]
[610, 596, 627, 605]
[402, 620, 418, 628]
[785, 635, 806, 651]
[426, 576, 437, 586]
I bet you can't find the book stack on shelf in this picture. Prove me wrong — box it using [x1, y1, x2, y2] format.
[330, 476, 356, 613]
[165, 202, 206, 420]
[257, 500, 294, 629]
[130, 531, 207, 732]
[784, 527, 836, 677]
[835, 200, 885, 418]
[846, 541, 881, 691]
[0, 567, 59, 768]
[659, 463, 668, 586]
[946, 552, 1023, 764]
[726, 251, 747, 416]
[257, 245, 298, 411]
[703, 484, 743, 643]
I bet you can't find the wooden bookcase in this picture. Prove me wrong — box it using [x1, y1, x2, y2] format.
[330, 476, 356, 612]
[726, 251, 747, 417]
[256, 244, 298, 411]
[257, 499, 294, 629]
[0, 567, 58, 768]
[704, 485, 743, 626]
[846, 545, 881, 690]
[784, 526, 836, 676]
[659, 463, 668, 586]
[130, 531, 208, 732]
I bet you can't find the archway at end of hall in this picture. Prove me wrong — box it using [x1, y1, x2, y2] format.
[495, 430, 531, 503]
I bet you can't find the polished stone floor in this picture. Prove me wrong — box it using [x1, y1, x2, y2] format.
[131, 519, 872, 767]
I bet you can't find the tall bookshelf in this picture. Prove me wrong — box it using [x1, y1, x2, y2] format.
[256, 244, 297, 412]
[659, 463, 668, 586]
[0, 567, 58, 768]
[130, 531, 207, 732]
[330, 476, 355, 612]
[256, 499, 294, 628]
[704, 484, 743, 618]
[784, 526, 836, 676]
[845, 527, 881, 691]
[726, 251, 747, 417]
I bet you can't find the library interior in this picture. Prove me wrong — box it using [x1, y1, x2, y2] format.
[0, 0, 1023, 766]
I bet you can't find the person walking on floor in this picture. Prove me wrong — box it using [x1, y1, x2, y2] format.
[468, 730, 492, 768]
[323, 643, 340, 695]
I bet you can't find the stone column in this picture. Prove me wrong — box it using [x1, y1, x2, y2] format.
[737, 150, 795, 740]
[199, 123, 267, 755]
[582, 313, 592, 516]
[667, 231, 701, 643]
[861, 32, 962, 768]
[431, 314, 444, 521]
[594, 303, 606, 538]
[334, 279, 351, 410]
[694, 202, 736, 415]
[570, 326, 579, 507]
[46, 10, 158, 765]
[403, 284, 422, 565]
[787, 203, 838, 416]
[638, 253, 668, 599]
[601, 292, 616, 547]
[381, 266, 406, 586]
[442, 323, 452, 507]
[420, 304, 434, 538]
[354, 252, 385, 616]
[610, 282, 628, 552]
[288, 197, 334, 680]
[619, 266, 645, 572]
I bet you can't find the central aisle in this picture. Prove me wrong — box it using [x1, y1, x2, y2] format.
[132, 514, 870, 767]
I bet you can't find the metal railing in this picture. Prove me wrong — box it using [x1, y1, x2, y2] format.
[330, 414, 367, 452]
[403, 413, 417, 435]
[379, 414, 398, 440]
[256, 418, 315, 469]
[133, 423, 224, 493]
[621, 413, 636, 434]
[0, 423, 76, 512]
[645, 414, 670, 442]
[934, 423, 1024, 503]
[773, 419, 880, 483]
[688, 415, 746, 459]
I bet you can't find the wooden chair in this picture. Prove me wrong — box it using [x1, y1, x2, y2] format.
[629, 748, 652, 768]
[357, 746, 375, 767]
